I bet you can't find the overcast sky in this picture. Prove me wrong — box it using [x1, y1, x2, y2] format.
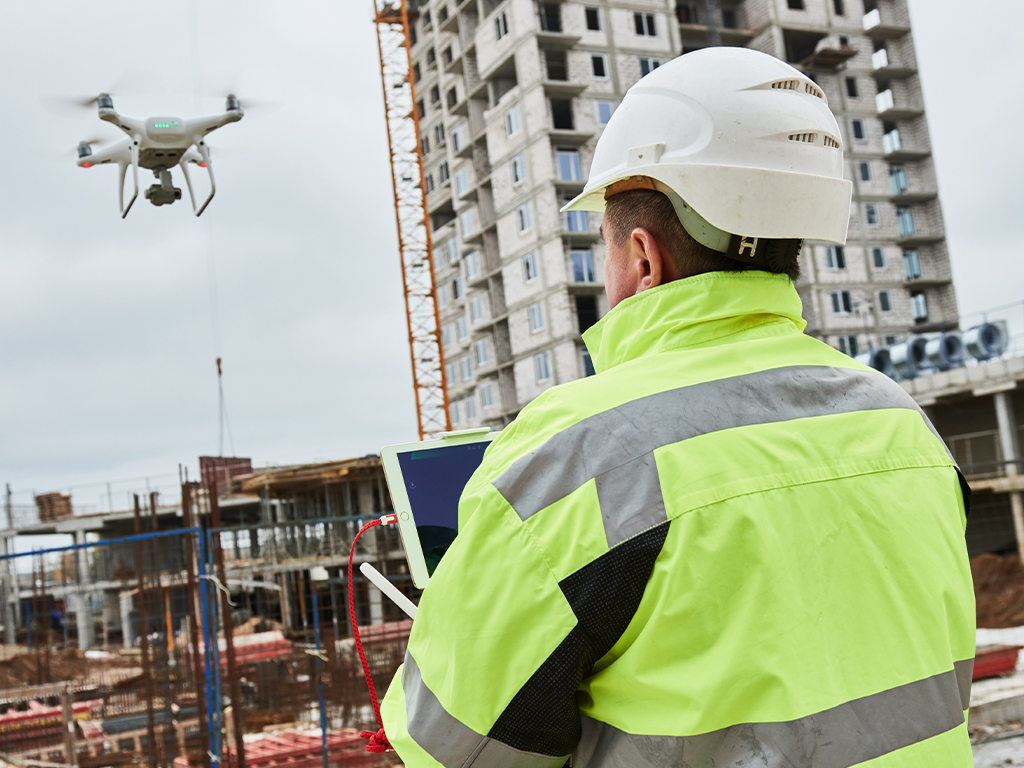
[1, 0, 1022, 516]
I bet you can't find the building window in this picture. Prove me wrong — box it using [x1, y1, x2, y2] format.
[639, 58, 662, 77]
[551, 98, 573, 129]
[460, 208, 476, 237]
[474, 338, 489, 364]
[837, 335, 858, 357]
[596, 101, 613, 125]
[450, 401, 461, 425]
[438, 161, 450, 183]
[495, 11, 508, 40]
[859, 161, 871, 182]
[470, 295, 484, 322]
[586, 7, 601, 30]
[565, 206, 588, 232]
[634, 12, 657, 35]
[510, 153, 527, 185]
[417, 99, 426, 119]
[465, 251, 480, 279]
[456, 316, 468, 340]
[522, 252, 538, 282]
[516, 203, 533, 233]
[455, 167, 470, 196]
[413, 62, 422, 82]
[434, 123, 445, 147]
[834, 0, 846, 15]
[571, 250, 595, 282]
[452, 276, 463, 300]
[885, 334, 897, 345]
[839, 34, 850, 46]
[446, 238, 459, 264]
[787, 0, 805, 9]
[722, 8, 736, 27]
[582, 349, 596, 377]
[878, 290, 892, 313]
[825, 246, 846, 269]
[911, 292, 928, 322]
[430, 85, 441, 105]
[465, 395, 477, 420]
[447, 88, 458, 109]
[865, 203, 879, 226]
[528, 301, 545, 333]
[505, 105, 521, 136]
[831, 290, 852, 314]
[591, 55, 608, 78]
[903, 249, 921, 279]
[534, 351, 552, 382]
[441, 324, 452, 346]
[557, 149, 582, 181]
[890, 164, 908, 195]
[480, 381, 494, 407]
[459, 355, 472, 379]
[852, 118, 866, 141]
[437, 284, 448, 308]
[896, 206, 915, 238]
[433, 241, 446, 269]
[451, 125, 465, 152]
[424, 172, 434, 193]
[445, 361, 455, 383]
[443, 47, 453, 66]
[846, 77, 859, 98]
[872, 247, 885, 268]
[422, 135, 431, 156]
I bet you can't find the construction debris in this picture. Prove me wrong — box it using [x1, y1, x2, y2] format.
[973, 553, 1024, 628]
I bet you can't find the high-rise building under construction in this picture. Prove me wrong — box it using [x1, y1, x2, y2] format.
[410, 0, 954, 427]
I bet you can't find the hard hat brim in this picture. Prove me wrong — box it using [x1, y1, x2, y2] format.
[561, 164, 853, 245]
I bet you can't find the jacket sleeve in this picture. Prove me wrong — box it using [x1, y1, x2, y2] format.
[380, 475, 579, 767]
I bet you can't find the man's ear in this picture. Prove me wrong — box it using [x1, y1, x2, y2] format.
[630, 227, 667, 292]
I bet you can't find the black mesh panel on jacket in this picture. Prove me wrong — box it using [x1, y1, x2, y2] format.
[487, 521, 670, 756]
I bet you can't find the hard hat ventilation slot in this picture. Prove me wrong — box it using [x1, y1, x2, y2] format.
[771, 79, 801, 91]
[804, 82, 825, 100]
[788, 133, 818, 144]
[823, 135, 840, 149]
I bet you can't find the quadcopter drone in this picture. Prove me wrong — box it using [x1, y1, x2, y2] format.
[76, 93, 244, 217]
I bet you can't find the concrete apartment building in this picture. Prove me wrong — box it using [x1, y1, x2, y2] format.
[411, 0, 955, 427]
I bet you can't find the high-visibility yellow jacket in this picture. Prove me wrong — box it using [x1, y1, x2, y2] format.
[382, 271, 975, 767]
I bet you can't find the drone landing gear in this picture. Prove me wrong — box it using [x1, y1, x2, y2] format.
[144, 168, 182, 207]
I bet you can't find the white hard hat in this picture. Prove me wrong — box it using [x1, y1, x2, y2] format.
[562, 47, 852, 252]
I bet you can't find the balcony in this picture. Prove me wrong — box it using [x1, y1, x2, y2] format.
[882, 129, 930, 161]
[870, 47, 916, 79]
[862, 4, 911, 39]
[875, 89, 924, 121]
[535, 30, 582, 50]
[439, 5, 459, 33]
[800, 41, 857, 71]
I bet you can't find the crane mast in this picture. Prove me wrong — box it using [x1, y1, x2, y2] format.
[374, 0, 451, 439]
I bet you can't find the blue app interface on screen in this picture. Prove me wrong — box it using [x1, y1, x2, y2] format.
[397, 441, 488, 576]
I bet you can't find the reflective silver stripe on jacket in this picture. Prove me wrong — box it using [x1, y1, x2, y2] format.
[403, 652, 571, 768]
[572, 660, 974, 768]
[494, 365, 948, 547]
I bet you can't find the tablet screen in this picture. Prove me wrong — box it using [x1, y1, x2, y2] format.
[396, 441, 489, 576]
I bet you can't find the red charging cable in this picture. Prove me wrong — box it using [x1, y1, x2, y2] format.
[348, 514, 399, 753]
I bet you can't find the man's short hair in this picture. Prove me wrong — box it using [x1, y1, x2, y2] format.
[603, 190, 802, 281]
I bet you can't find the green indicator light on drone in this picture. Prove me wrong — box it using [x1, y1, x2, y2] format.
[153, 121, 178, 128]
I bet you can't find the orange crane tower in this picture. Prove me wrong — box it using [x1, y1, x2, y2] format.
[373, 0, 451, 439]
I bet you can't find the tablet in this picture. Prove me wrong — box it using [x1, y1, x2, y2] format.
[380, 428, 498, 588]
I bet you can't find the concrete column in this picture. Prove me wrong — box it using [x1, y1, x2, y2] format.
[993, 391, 1024, 560]
[119, 591, 135, 648]
[73, 530, 94, 649]
[102, 590, 121, 649]
[368, 583, 384, 626]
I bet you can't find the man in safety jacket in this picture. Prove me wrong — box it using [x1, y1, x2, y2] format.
[381, 47, 975, 767]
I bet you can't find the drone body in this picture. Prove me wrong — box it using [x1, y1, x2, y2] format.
[77, 94, 243, 217]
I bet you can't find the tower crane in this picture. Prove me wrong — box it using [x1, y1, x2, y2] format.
[373, 0, 451, 439]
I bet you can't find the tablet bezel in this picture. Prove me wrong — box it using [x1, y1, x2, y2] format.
[380, 428, 497, 589]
